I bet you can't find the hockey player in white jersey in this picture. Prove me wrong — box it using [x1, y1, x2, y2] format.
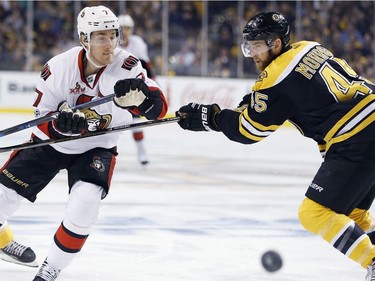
[0, 5, 167, 281]
[118, 14, 156, 165]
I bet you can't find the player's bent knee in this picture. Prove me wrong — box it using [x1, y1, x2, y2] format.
[349, 208, 374, 231]
[65, 181, 103, 232]
[298, 197, 331, 234]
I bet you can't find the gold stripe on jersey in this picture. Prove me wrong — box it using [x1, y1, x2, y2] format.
[253, 41, 320, 90]
[239, 109, 279, 141]
[318, 144, 326, 158]
[324, 94, 375, 151]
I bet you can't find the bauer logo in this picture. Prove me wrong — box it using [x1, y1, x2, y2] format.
[2, 169, 29, 188]
[201, 106, 210, 130]
[309, 182, 324, 192]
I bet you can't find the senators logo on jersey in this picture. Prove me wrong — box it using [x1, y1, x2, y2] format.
[90, 156, 105, 172]
[82, 108, 112, 132]
[76, 94, 112, 132]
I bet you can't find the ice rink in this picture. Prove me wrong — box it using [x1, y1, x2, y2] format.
[0, 113, 369, 281]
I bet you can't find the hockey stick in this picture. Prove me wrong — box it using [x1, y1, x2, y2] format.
[0, 116, 180, 153]
[0, 93, 116, 137]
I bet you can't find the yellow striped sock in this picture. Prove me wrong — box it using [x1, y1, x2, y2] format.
[0, 223, 14, 248]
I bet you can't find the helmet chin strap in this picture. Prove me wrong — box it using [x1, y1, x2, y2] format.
[81, 42, 108, 69]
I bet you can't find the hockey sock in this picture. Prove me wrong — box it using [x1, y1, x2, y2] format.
[349, 208, 375, 231]
[348, 208, 375, 243]
[368, 232, 375, 244]
[46, 181, 102, 270]
[299, 197, 375, 268]
[54, 222, 89, 254]
[133, 131, 144, 141]
[0, 223, 14, 248]
[46, 222, 88, 270]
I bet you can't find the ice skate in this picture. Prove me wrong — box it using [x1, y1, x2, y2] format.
[33, 259, 60, 281]
[366, 260, 375, 281]
[0, 240, 38, 267]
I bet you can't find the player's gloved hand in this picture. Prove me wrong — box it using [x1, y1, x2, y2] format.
[234, 93, 252, 112]
[238, 93, 251, 108]
[114, 78, 162, 118]
[114, 78, 148, 108]
[176, 103, 221, 132]
[54, 101, 87, 135]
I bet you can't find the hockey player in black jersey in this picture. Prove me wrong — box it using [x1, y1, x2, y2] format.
[177, 11, 375, 281]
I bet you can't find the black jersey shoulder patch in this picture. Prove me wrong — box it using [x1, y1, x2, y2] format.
[40, 64, 52, 81]
[122, 55, 139, 71]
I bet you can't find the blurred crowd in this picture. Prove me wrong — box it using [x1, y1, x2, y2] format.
[1, 1, 375, 80]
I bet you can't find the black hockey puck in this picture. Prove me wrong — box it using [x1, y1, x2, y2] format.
[261, 250, 283, 272]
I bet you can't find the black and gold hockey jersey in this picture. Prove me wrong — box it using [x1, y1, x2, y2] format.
[216, 41, 375, 156]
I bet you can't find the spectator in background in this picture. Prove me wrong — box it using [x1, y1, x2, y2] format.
[0, 1, 27, 70]
[123, 1, 163, 74]
[170, 42, 196, 76]
[1, 1, 375, 81]
[118, 14, 154, 165]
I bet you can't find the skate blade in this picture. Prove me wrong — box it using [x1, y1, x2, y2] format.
[0, 252, 39, 268]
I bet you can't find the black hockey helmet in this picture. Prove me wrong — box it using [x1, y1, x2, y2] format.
[243, 12, 290, 47]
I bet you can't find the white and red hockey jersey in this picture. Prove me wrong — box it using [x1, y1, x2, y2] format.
[32, 46, 166, 154]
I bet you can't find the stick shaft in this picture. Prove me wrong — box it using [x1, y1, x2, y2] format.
[0, 94, 115, 137]
[0, 116, 180, 153]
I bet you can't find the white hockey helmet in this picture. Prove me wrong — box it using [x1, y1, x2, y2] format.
[118, 15, 134, 28]
[77, 5, 120, 42]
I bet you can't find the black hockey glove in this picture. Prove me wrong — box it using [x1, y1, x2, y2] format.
[176, 103, 221, 132]
[234, 93, 252, 112]
[114, 78, 162, 119]
[53, 101, 87, 136]
[238, 93, 252, 108]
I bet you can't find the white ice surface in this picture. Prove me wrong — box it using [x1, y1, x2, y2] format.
[0, 113, 368, 281]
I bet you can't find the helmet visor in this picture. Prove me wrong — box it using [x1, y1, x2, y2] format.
[241, 40, 273, 58]
[89, 31, 119, 47]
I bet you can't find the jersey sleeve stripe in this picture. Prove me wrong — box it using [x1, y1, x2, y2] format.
[239, 111, 279, 141]
[324, 95, 375, 152]
[324, 95, 375, 142]
[242, 110, 280, 131]
[326, 111, 375, 152]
